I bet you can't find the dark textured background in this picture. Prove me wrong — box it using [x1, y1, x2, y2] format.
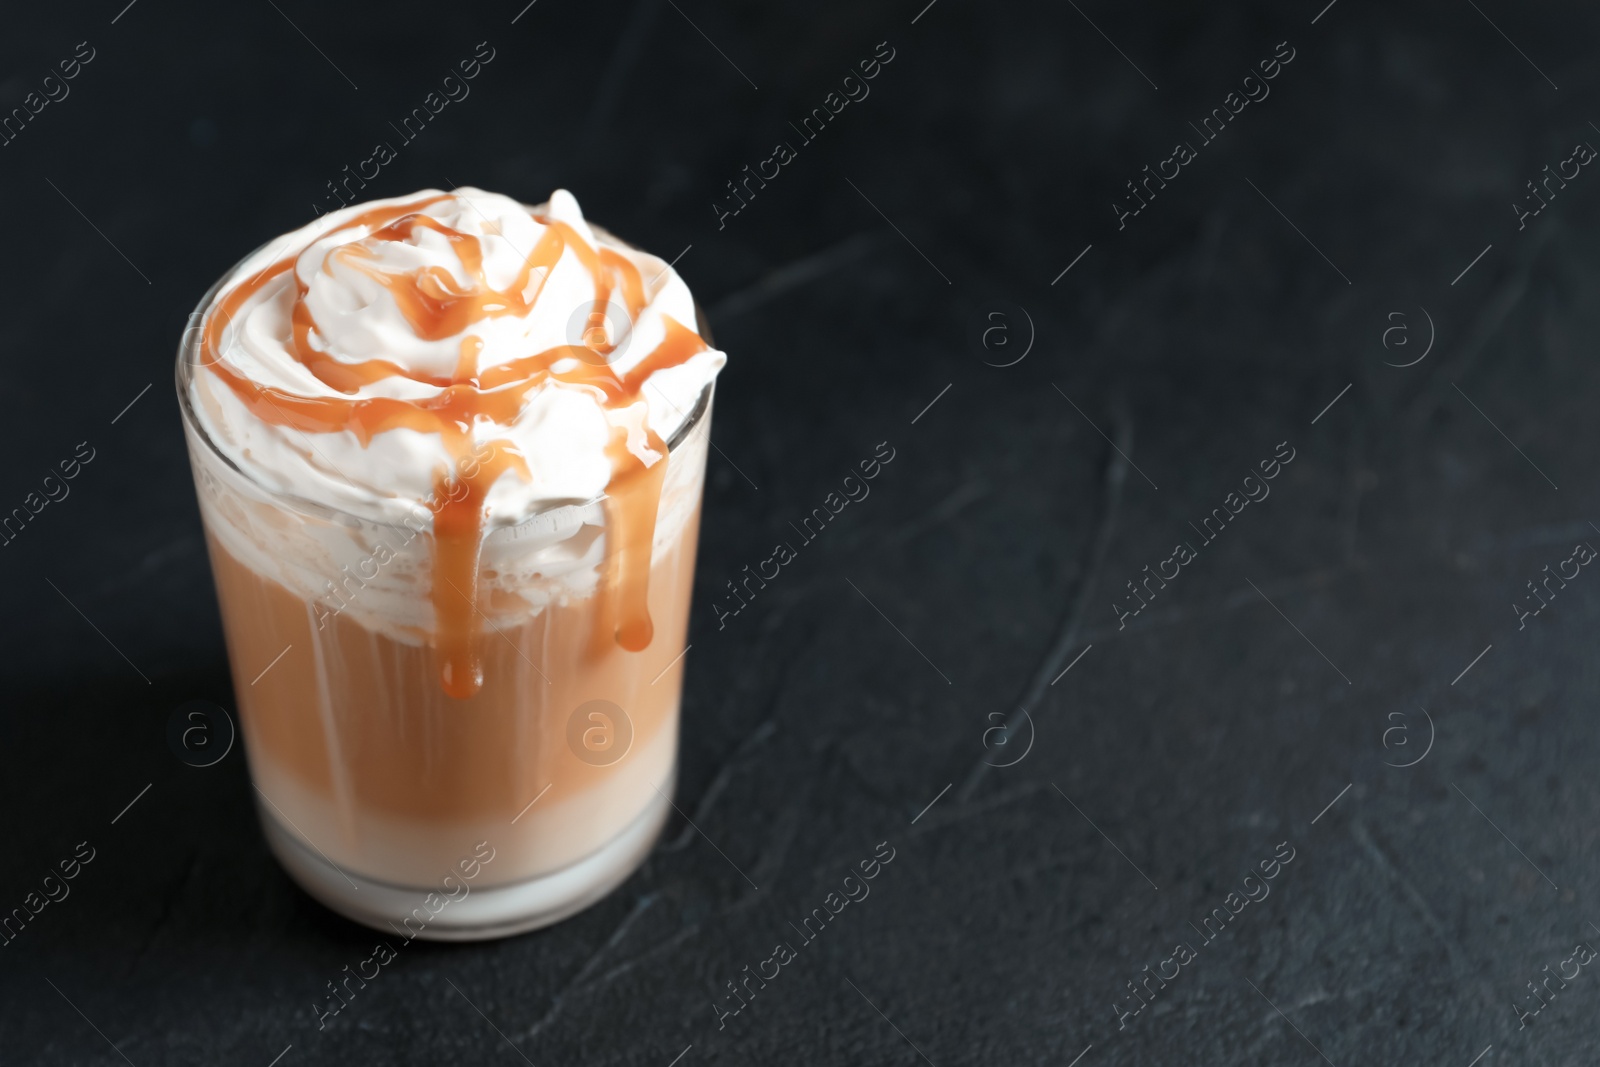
[2, 0, 1598, 1063]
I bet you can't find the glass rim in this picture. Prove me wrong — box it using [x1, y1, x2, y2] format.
[175, 239, 715, 533]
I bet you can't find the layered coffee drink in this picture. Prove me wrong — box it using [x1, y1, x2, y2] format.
[178, 189, 725, 938]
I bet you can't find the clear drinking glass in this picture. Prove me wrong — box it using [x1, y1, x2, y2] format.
[177, 256, 714, 940]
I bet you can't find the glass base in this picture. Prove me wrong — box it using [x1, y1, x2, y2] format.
[258, 771, 673, 941]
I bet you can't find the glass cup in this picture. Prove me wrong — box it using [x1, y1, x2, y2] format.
[177, 253, 714, 940]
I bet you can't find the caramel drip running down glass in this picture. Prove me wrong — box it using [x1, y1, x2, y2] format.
[177, 189, 723, 939]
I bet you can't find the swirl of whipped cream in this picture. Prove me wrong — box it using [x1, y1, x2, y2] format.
[189, 187, 725, 529]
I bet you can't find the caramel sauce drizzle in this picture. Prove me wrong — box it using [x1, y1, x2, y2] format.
[199, 194, 708, 698]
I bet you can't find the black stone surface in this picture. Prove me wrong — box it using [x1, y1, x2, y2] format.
[3, 1, 1599, 1063]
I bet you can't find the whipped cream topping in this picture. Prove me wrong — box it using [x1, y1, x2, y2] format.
[190, 188, 724, 529]
[184, 188, 725, 697]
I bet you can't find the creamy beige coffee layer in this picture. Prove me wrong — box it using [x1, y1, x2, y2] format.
[204, 508, 699, 886]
